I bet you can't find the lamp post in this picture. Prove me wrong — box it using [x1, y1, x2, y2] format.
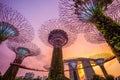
[2, 42, 40, 80]
[38, 19, 77, 80]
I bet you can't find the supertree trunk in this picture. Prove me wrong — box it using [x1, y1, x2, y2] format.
[38, 19, 77, 80]
[99, 65, 108, 78]
[90, 8, 120, 62]
[47, 47, 69, 80]
[2, 58, 22, 80]
[4, 42, 40, 80]
[48, 47, 63, 78]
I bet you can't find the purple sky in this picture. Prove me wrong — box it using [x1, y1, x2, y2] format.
[0, 0, 120, 78]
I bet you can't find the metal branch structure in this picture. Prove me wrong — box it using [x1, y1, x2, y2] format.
[59, 0, 120, 62]
[0, 3, 34, 44]
[59, 0, 119, 44]
[38, 19, 77, 80]
[38, 19, 77, 48]
[84, 26, 106, 44]
[59, 0, 94, 34]
[105, 1, 120, 23]
[2, 42, 40, 80]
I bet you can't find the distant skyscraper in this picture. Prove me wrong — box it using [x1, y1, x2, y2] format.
[64, 58, 97, 80]
[95, 58, 108, 79]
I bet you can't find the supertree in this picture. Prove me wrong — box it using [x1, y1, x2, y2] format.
[38, 19, 77, 80]
[2, 42, 40, 80]
[59, 0, 106, 44]
[0, 3, 34, 44]
[59, 0, 120, 62]
[59, 0, 94, 34]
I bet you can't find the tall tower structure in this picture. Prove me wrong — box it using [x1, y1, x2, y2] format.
[38, 19, 77, 80]
[0, 3, 34, 44]
[96, 58, 108, 78]
[64, 58, 96, 80]
[59, 0, 120, 62]
[2, 42, 40, 80]
[68, 61, 80, 80]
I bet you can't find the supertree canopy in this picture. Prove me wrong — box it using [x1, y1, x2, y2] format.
[83, 0, 120, 44]
[2, 42, 40, 80]
[38, 19, 77, 48]
[59, 0, 106, 44]
[59, 0, 120, 62]
[59, 0, 94, 34]
[38, 19, 77, 80]
[0, 3, 34, 44]
[84, 26, 106, 44]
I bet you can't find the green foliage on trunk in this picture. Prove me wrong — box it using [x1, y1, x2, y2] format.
[2, 59, 22, 80]
[90, 7, 120, 62]
[91, 75, 105, 80]
[47, 74, 69, 80]
[91, 74, 114, 80]
[48, 47, 70, 80]
[105, 75, 114, 80]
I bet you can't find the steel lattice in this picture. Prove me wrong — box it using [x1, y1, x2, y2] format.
[0, 3, 34, 43]
[38, 19, 77, 48]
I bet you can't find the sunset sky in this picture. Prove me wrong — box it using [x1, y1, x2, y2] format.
[0, 0, 120, 78]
